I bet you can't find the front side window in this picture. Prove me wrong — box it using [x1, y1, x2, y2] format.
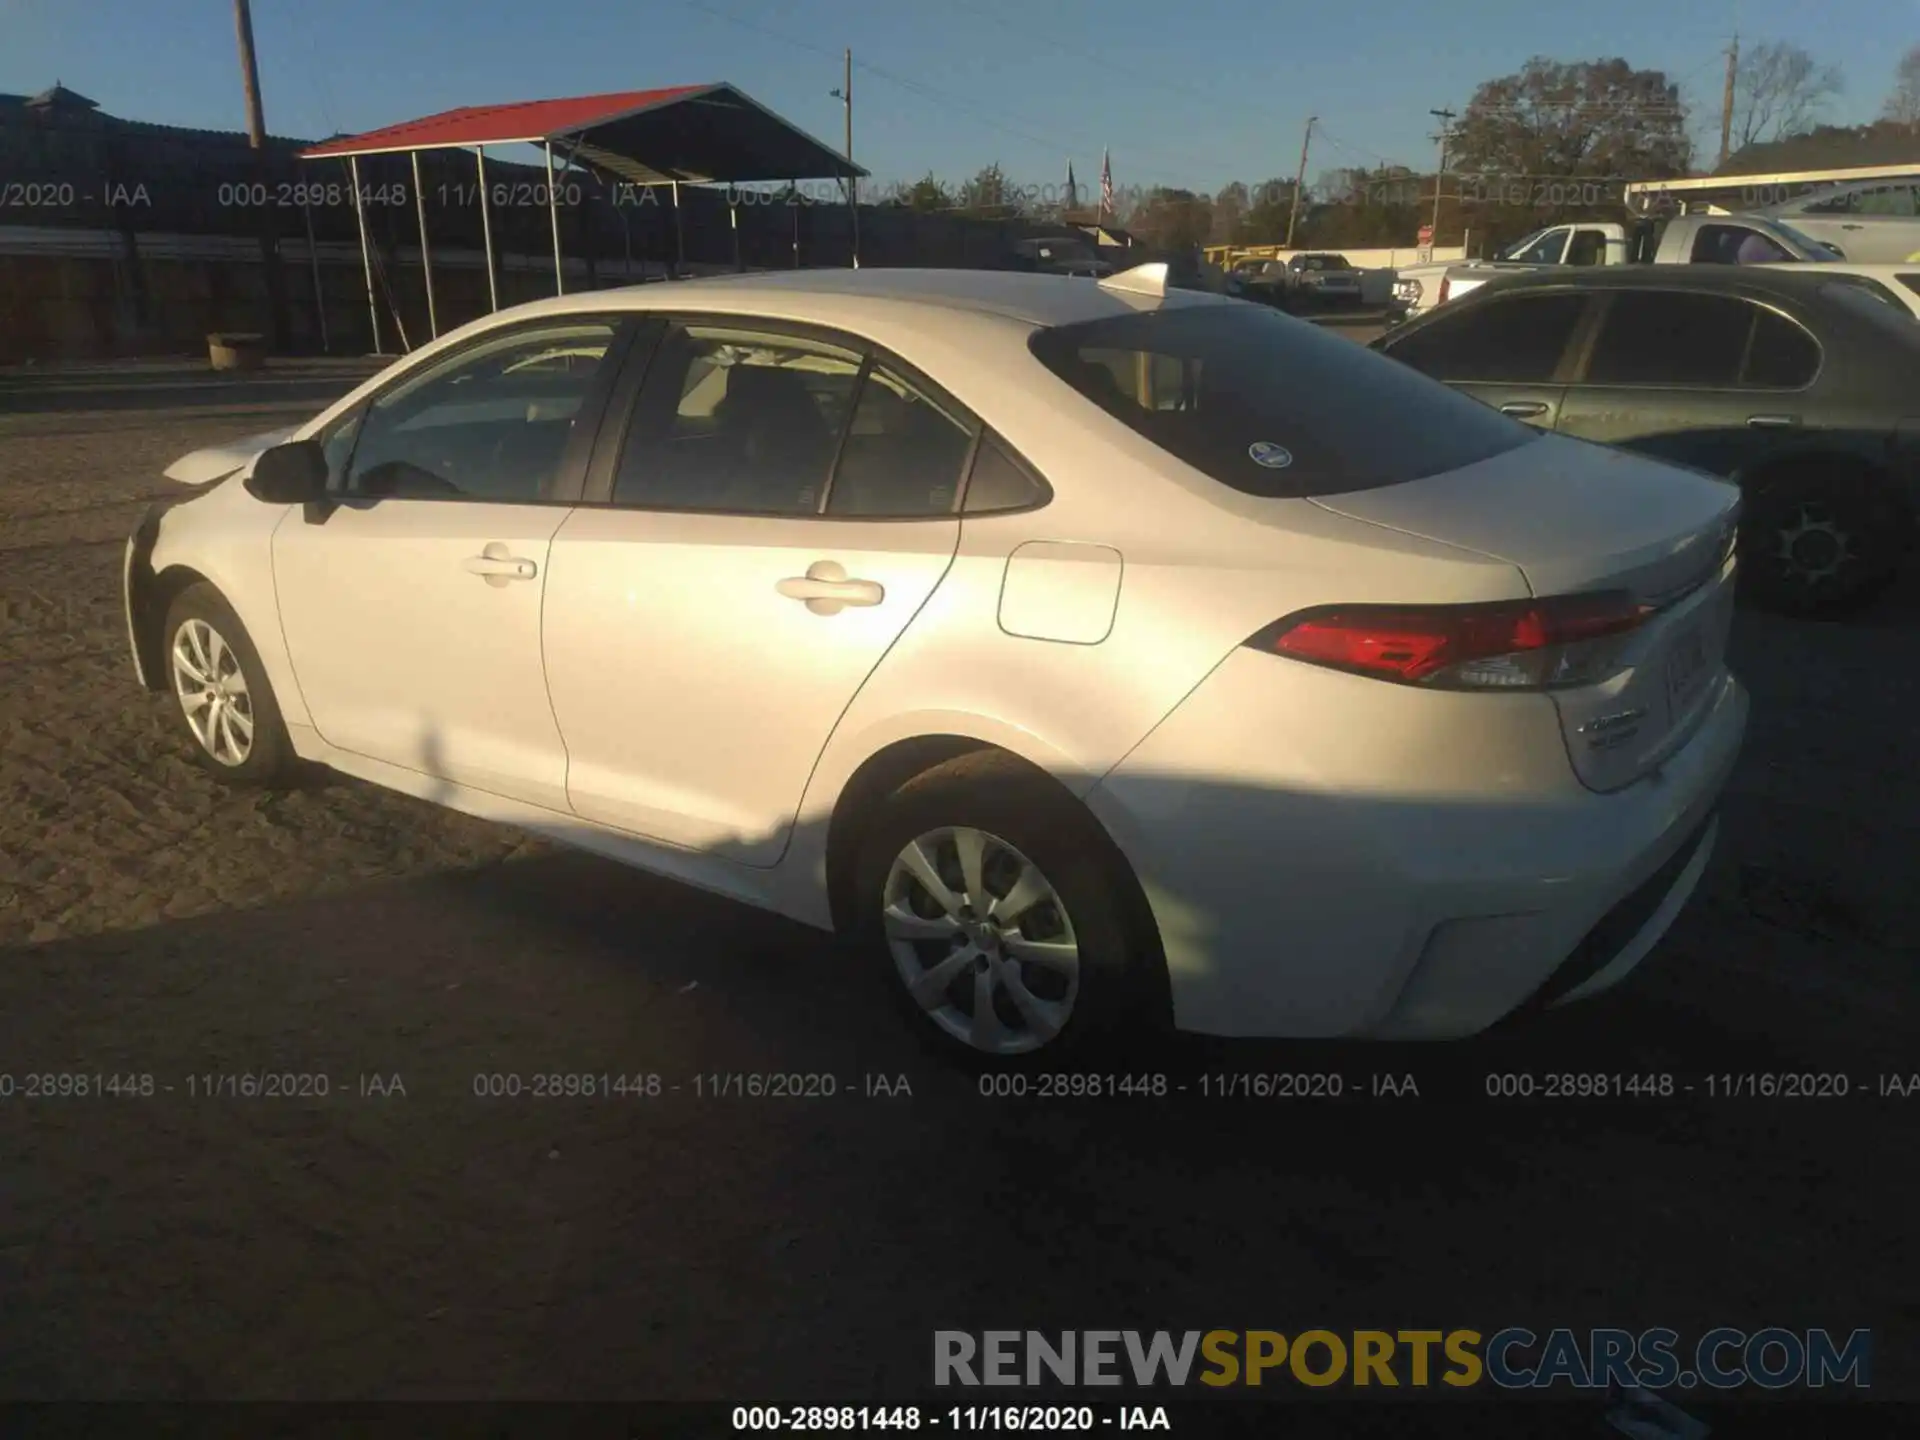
[343, 321, 617, 501]
[1509, 230, 1569, 265]
[1382, 292, 1588, 384]
[1033, 301, 1537, 499]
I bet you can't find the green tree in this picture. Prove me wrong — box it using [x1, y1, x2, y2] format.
[958, 164, 1020, 217]
[1125, 187, 1214, 250]
[1211, 181, 1250, 244]
[1238, 178, 1297, 243]
[901, 172, 951, 213]
[1448, 56, 1692, 231]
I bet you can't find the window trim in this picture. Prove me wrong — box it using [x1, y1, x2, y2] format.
[1568, 289, 1823, 393]
[334, 313, 640, 507]
[582, 310, 986, 523]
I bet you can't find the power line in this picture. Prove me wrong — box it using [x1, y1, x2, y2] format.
[681, 0, 1200, 188]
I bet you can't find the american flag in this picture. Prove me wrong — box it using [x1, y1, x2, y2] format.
[1099, 149, 1114, 217]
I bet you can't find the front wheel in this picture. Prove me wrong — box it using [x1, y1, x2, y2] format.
[163, 582, 299, 785]
[852, 756, 1166, 1069]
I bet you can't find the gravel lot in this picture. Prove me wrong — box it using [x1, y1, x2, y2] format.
[0, 368, 1915, 1414]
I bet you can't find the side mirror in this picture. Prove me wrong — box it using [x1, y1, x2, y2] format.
[245, 439, 328, 504]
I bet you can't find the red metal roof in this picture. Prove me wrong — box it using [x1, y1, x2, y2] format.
[300, 85, 713, 158]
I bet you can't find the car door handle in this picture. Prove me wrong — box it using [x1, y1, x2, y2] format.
[776, 560, 885, 613]
[1747, 414, 1800, 429]
[1839, 223, 1864, 230]
[1499, 401, 1549, 417]
[463, 553, 537, 580]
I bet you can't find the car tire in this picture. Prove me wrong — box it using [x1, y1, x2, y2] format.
[851, 753, 1167, 1070]
[161, 582, 298, 785]
[1739, 466, 1910, 619]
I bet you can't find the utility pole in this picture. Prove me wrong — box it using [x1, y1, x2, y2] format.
[830, 50, 859, 267]
[232, 0, 289, 350]
[1284, 116, 1315, 248]
[1428, 108, 1456, 240]
[1718, 34, 1740, 169]
[233, 0, 267, 146]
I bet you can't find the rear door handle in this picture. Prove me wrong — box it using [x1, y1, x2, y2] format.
[776, 560, 885, 614]
[1499, 401, 1549, 417]
[463, 544, 538, 585]
[1747, 414, 1800, 429]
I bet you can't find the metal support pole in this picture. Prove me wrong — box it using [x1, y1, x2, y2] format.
[672, 181, 684, 275]
[792, 181, 801, 268]
[411, 151, 438, 339]
[349, 155, 382, 354]
[300, 196, 328, 353]
[475, 147, 500, 312]
[545, 145, 565, 295]
[730, 187, 743, 271]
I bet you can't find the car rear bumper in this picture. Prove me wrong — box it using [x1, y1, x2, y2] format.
[1085, 648, 1747, 1039]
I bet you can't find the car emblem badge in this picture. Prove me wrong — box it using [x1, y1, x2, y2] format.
[1248, 442, 1293, 469]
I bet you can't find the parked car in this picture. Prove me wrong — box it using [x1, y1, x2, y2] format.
[127, 263, 1744, 1066]
[1755, 177, 1920, 265]
[1757, 260, 1920, 319]
[1285, 252, 1363, 306]
[1389, 213, 1839, 324]
[1373, 266, 1920, 616]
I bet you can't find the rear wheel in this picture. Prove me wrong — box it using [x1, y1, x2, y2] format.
[163, 583, 298, 785]
[852, 755, 1165, 1068]
[1739, 467, 1909, 618]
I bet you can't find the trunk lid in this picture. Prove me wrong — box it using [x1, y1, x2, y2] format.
[1311, 435, 1743, 791]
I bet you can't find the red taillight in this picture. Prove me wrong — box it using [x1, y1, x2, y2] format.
[1251, 592, 1652, 689]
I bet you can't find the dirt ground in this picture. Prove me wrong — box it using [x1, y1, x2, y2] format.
[0, 376, 1916, 1419]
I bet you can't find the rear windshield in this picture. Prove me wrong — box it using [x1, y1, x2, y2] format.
[1028, 302, 1538, 498]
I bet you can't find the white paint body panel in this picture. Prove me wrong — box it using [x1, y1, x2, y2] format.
[136, 268, 1749, 1042]
[998, 541, 1122, 644]
[542, 508, 959, 864]
[271, 499, 572, 811]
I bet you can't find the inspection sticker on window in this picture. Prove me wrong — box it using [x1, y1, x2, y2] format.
[1248, 441, 1293, 469]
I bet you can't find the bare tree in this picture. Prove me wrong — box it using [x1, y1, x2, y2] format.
[1734, 41, 1844, 149]
[1885, 44, 1920, 127]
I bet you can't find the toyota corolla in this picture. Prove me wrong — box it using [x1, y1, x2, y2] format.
[124, 264, 1746, 1066]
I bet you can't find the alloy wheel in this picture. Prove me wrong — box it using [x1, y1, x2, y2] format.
[170, 618, 255, 767]
[880, 826, 1080, 1056]
[1770, 501, 1854, 590]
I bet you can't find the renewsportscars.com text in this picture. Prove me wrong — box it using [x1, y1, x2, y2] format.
[933, 1328, 1871, 1391]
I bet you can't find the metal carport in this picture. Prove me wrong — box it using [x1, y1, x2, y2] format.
[299, 83, 865, 351]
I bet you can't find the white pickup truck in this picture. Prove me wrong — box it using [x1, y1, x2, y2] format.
[1389, 212, 1842, 321]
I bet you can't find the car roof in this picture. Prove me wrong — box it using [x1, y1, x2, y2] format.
[506, 266, 1229, 330]
[1469, 265, 1842, 298]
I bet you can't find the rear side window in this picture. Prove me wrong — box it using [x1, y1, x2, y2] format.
[1030, 301, 1537, 499]
[1742, 310, 1821, 387]
[962, 432, 1049, 513]
[1383, 292, 1588, 383]
[1690, 224, 1795, 265]
[1584, 292, 1816, 388]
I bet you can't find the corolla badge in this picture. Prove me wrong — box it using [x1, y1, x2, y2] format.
[1248, 441, 1293, 469]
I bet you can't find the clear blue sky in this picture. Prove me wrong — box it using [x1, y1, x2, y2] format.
[5, 0, 1914, 196]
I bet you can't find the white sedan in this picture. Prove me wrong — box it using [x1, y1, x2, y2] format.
[125, 264, 1747, 1065]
